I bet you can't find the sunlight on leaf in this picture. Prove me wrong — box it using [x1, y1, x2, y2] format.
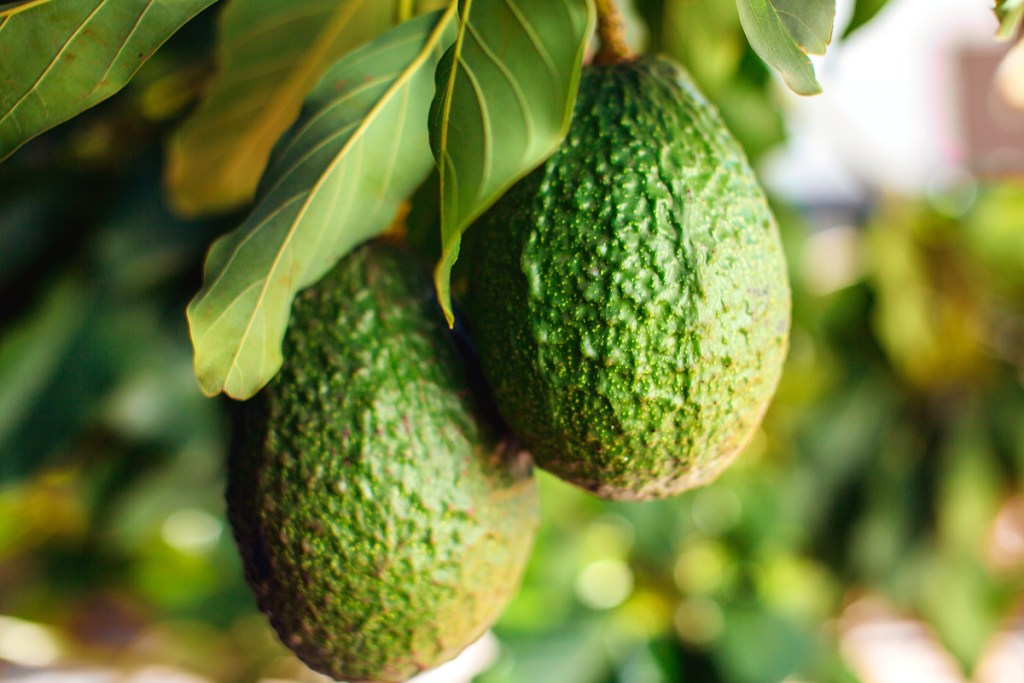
[187, 8, 458, 400]
[0, 0, 215, 160]
[166, 0, 397, 217]
[735, 0, 834, 96]
[429, 0, 596, 326]
[771, 0, 833, 55]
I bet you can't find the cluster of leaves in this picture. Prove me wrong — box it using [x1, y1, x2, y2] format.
[1, 1, 1023, 682]
[0, 0, 848, 403]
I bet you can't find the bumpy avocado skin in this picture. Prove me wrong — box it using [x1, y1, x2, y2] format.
[228, 242, 539, 683]
[467, 57, 790, 500]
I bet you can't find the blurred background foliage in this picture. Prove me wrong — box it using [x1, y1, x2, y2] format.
[1, 0, 1023, 682]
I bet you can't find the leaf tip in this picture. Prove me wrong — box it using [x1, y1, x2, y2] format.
[432, 256, 456, 329]
[196, 380, 222, 399]
[193, 358, 225, 398]
[795, 80, 824, 97]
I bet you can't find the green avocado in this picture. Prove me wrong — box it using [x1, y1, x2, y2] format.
[466, 56, 790, 500]
[228, 241, 539, 682]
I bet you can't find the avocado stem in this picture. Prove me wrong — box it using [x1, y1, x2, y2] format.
[594, 0, 633, 65]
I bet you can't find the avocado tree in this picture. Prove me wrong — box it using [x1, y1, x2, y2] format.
[0, 1, 1022, 682]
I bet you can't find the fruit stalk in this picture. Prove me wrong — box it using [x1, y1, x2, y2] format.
[594, 0, 633, 65]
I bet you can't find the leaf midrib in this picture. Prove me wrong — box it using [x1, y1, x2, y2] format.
[436, 0, 472, 236]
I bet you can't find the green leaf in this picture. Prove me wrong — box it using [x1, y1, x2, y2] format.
[735, 0, 835, 96]
[771, 0, 832, 54]
[0, 278, 88, 451]
[663, 0, 745, 96]
[429, 0, 596, 326]
[187, 8, 458, 400]
[842, 0, 888, 39]
[995, 0, 1024, 39]
[166, 0, 396, 217]
[0, 0, 215, 160]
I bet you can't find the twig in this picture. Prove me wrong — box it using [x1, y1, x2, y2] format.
[594, 0, 633, 65]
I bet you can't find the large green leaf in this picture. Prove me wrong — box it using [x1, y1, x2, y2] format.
[166, 0, 396, 217]
[735, 0, 834, 96]
[187, 7, 458, 400]
[0, 0, 215, 160]
[995, 0, 1024, 39]
[429, 0, 596, 325]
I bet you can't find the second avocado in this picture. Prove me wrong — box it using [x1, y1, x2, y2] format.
[229, 242, 539, 682]
[467, 56, 790, 500]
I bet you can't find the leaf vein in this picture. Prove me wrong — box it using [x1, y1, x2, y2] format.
[0, 0, 104, 129]
[465, 20, 534, 165]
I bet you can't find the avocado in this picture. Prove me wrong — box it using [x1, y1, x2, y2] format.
[228, 241, 539, 682]
[466, 56, 790, 500]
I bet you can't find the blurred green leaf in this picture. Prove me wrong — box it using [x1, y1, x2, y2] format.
[0, 279, 91, 479]
[664, 0, 744, 95]
[986, 377, 1024, 483]
[918, 554, 1003, 667]
[848, 423, 924, 589]
[796, 373, 899, 526]
[166, 0, 397, 216]
[917, 409, 1014, 664]
[187, 9, 457, 400]
[429, 0, 595, 325]
[0, 0, 216, 159]
[735, 0, 834, 95]
[842, 0, 888, 38]
[715, 607, 813, 683]
[715, 82, 785, 159]
[937, 409, 1002, 556]
[632, 0, 667, 52]
[0, 467, 88, 559]
[964, 181, 1024, 302]
[995, 0, 1023, 39]
[480, 622, 610, 683]
[756, 552, 837, 622]
[868, 205, 988, 390]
